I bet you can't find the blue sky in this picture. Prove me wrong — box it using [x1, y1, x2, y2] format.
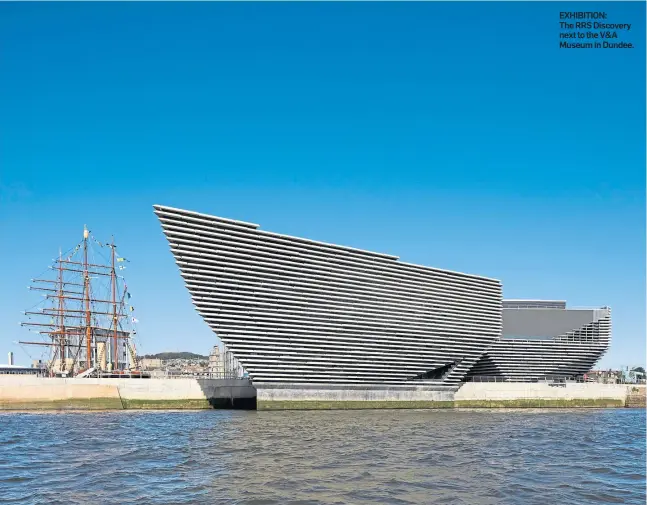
[0, 2, 644, 368]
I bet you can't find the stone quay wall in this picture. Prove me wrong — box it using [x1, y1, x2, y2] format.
[256, 382, 631, 410]
[453, 382, 629, 408]
[0, 376, 256, 410]
[0, 375, 638, 410]
[255, 384, 458, 410]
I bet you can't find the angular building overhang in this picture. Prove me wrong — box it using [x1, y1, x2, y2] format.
[154, 204, 503, 385]
[154, 205, 610, 384]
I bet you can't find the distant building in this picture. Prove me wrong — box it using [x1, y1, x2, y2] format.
[1, 352, 41, 375]
[208, 346, 225, 376]
[32, 359, 47, 370]
[586, 368, 646, 385]
[141, 358, 163, 370]
[0, 364, 41, 375]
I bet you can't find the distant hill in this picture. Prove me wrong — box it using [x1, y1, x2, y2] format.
[142, 352, 208, 360]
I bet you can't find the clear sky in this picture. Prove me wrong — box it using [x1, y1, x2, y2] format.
[0, 2, 644, 369]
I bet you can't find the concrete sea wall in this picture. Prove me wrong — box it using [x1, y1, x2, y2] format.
[453, 382, 628, 408]
[0, 376, 256, 410]
[0, 376, 638, 410]
[255, 382, 630, 410]
[256, 384, 457, 410]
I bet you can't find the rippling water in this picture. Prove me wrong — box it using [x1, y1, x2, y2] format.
[1, 409, 644, 505]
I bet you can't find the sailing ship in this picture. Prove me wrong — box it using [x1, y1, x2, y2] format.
[19, 226, 147, 378]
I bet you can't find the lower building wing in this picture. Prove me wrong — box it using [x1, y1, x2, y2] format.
[467, 303, 611, 380]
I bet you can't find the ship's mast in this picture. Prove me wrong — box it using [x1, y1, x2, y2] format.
[57, 248, 66, 373]
[111, 238, 118, 369]
[19, 226, 142, 377]
[83, 225, 92, 370]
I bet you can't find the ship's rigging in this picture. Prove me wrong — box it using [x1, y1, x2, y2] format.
[19, 226, 143, 377]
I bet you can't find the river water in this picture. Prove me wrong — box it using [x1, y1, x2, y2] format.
[1, 409, 644, 505]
